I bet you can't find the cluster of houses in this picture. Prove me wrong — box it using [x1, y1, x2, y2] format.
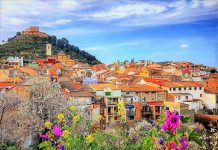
[0, 43, 217, 128]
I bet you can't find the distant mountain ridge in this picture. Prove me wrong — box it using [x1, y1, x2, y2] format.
[0, 28, 101, 65]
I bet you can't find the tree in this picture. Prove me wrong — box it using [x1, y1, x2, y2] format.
[20, 81, 68, 134]
[16, 32, 21, 37]
[0, 91, 25, 146]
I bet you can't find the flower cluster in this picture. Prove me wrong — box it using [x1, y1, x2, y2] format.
[160, 110, 189, 150]
[162, 111, 180, 132]
[38, 108, 202, 150]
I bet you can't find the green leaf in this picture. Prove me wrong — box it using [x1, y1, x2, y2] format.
[166, 132, 174, 141]
[174, 136, 181, 146]
[150, 128, 157, 138]
[181, 116, 191, 124]
[189, 131, 202, 147]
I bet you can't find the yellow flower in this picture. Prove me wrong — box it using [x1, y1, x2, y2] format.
[73, 115, 80, 122]
[69, 106, 77, 111]
[62, 130, 70, 138]
[44, 121, 53, 128]
[98, 115, 102, 120]
[86, 134, 94, 143]
[57, 113, 65, 121]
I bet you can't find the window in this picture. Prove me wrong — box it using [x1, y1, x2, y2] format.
[128, 116, 134, 120]
[178, 88, 181, 91]
[155, 106, 160, 112]
[131, 98, 133, 103]
[173, 88, 176, 91]
[178, 96, 181, 100]
[136, 92, 138, 94]
[158, 96, 161, 100]
[200, 94, 202, 97]
[184, 87, 186, 90]
[152, 96, 155, 100]
[199, 87, 202, 90]
[189, 87, 192, 90]
[126, 92, 129, 94]
[170, 88, 172, 91]
[194, 87, 197, 90]
[185, 96, 188, 99]
[166, 107, 169, 110]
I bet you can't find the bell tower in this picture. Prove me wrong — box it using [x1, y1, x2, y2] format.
[46, 44, 52, 56]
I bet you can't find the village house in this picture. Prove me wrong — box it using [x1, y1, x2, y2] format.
[170, 93, 203, 112]
[164, 81, 204, 100]
[120, 84, 167, 121]
[88, 84, 126, 127]
[164, 101, 195, 123]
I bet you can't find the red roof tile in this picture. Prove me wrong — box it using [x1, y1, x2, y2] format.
[0, 82, 16, 87]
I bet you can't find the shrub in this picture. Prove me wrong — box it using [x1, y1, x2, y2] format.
[38, 108, 203, 150]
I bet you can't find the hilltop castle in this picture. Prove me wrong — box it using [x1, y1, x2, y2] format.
[21, 26, 48, 37]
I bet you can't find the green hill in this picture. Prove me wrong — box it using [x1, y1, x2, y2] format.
[0, 33, 101, 65]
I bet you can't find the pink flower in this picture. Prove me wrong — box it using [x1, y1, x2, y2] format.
[168, 113, 180, 125]
[165, 110, 172, 117]
[40, 134, 48, 140]
[162, 111, 180, 132]
[169, 142, 177, 149]
[53, 125, 62, 137]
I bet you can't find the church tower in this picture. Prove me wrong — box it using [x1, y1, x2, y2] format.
[46, 44, 52, 56]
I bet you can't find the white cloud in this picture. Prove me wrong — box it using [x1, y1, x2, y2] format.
[0, 0, 218, 41]
[40, 19, 72, 27]
[8, 18, 27, 25]
[82, 3, 166, 21]
[180, 44, 189, 48]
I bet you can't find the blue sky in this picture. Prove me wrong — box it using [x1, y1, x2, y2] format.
[0, 0, 217, 67]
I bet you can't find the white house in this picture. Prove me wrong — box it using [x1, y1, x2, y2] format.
[167, 82, 204, 100]
[172, 93, 203, 112]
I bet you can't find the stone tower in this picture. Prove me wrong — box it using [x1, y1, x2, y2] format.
[46, 44, 52, 56]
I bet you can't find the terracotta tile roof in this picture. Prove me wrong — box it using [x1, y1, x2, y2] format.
[163, 81, 202, 87]
[204, 87, 218, 94]
[143, 78, 169, 86]
[70, 91, 94, 97]
[147, 101, 164, 106]
[118, 84, 166, 92]
[195, 114, 218, 122]
[20, 67, 38, 76]
[0, 82, 16, 87]
[60, 80, 82, 91]
[89, 84, 119, 91]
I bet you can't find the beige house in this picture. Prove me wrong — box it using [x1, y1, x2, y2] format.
[164, 101, 195, 123]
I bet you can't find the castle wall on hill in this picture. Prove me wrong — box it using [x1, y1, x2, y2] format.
[21, 26, 48, 38]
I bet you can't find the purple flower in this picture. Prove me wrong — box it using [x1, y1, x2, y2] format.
[159, 138, 164, 146]
[58, 145, 65, 150]
[179, 136, 188, 148]
[40, 134, 48, 140]
[53, 125, 62, 137]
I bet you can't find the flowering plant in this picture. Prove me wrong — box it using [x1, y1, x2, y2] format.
[142, 110, 202, 150]
[38, 108, 202, 150]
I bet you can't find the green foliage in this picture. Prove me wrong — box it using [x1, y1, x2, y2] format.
[181, 116, 191, 124]
[0, 34, 101, 65]
[37, 108, 204, 150]
[189, 130, 203, 146]
[0, 144, 16, 150]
